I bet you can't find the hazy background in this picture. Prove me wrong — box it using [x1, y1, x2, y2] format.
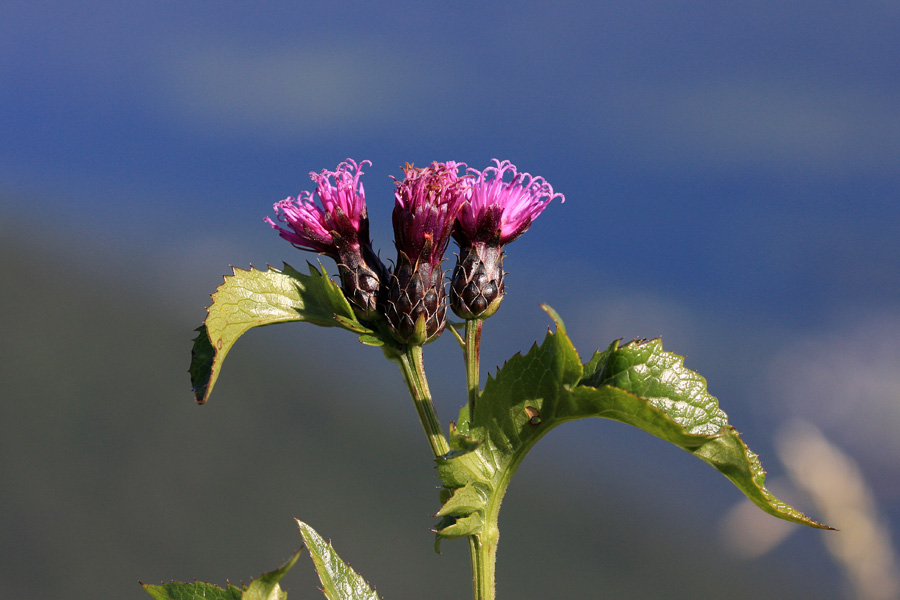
[2, 2, 899, 598]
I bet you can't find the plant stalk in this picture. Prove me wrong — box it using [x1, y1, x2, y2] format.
[469, 530, 498, 600]
[464, 319, 483, 420]
[462, 318, 496, 599]
[396, 346, 450, 458]
[399, 321, 495, 600]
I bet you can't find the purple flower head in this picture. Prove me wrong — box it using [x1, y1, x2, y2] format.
[454, 159, 564, 247]
[391, 161, 468, 266]
[265, 159, 372, 257]
[265, 159, 385, 321]
[384, 161, 467, 345]
[449, 160, 563, 321]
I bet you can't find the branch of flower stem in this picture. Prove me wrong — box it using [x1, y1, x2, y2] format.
[397, 346, 450, 458]
[465, 319, 483, 421]
[448, 321, 466, 349]
[400, 340, 494, 600]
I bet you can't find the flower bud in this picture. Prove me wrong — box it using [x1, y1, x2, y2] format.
[450, 241, 504, 320]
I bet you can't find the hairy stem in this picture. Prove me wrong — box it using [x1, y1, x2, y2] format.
[465, 319, 483, 420]
[469, 530, 498, 600]
[463, 319, 495, 599]
[396, 346, 450, 458]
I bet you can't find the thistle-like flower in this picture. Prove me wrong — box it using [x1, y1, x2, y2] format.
[450, 159, 564, 319]
[265, 159, 386, 320]
[385, 161, 468, 345]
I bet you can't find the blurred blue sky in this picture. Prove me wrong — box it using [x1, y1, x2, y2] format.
[3, 1, 899, 596]
[3, 1, 899, 322]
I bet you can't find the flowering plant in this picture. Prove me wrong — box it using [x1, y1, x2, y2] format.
[157, 158, 829, 600]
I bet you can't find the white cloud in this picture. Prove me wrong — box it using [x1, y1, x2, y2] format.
[777, 421, 900, 600]
[766, 312, 900, 488]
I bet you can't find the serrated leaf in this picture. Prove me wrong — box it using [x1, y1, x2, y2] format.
[435, 483, 489, 517]
[243, 551, 302, 600]
[573, 338, 828, 528]
[579, 338, 727, 436]
[143, 581, 243, 600]
[433, 511, 484, 539]
[692, 426, 826, 526]
[297, 520, 381, 600]
[434, 306, 584, 544]
[435, 306, 828, 546]
[143, 551, 300, 600]
[190, 262, 362, 404]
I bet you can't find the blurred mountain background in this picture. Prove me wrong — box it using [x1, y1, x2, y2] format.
[2, 2, 899, 599]
[0, 221, 839, 598]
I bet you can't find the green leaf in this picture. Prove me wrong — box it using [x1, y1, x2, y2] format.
[434, 306, 583, 542]
[574, 337, 831, 526]
[357, 334, 384, 347]
[578, 338, 727, 436]
[142, 551, 298, 600]
[190, 262, 366, 404]
[435, 306, 828, 547]
[435, 483, 490, 517]
[143, 581, 243, 600]
[244, 551, 302, 600]
[297, 520, 381, 600]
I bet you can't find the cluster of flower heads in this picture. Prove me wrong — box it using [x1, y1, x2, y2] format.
[266, 158, 564, 345]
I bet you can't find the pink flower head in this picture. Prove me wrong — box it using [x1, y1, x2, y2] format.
[391, 161, 468, 265]
[455, 159, 564, 247]
[265, 159, 386, 321]
[265, 159, 372, 256]
[383, 161, 468, 344]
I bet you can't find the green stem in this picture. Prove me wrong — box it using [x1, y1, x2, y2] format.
[396, 346, 449, 458]
[463, 319, 496, 600]
[396, 323, 493, 599]
[469, 530, 498, 600]
[465, 319, 483, 421]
